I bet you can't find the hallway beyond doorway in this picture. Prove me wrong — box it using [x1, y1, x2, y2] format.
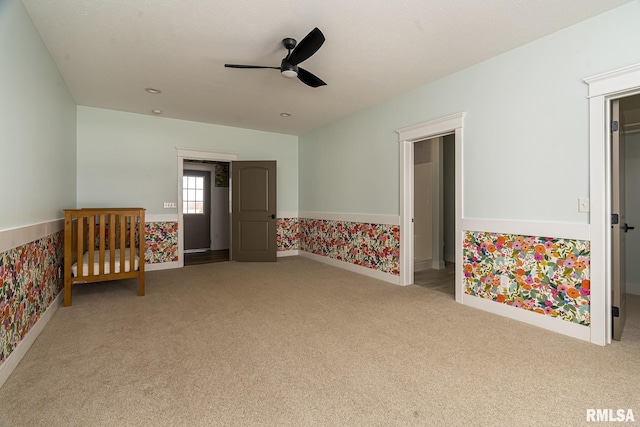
[414, 262, 455, 296]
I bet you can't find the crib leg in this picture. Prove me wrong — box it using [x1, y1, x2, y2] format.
[139, 275, 145, 297]
[64, 278, 72, 307]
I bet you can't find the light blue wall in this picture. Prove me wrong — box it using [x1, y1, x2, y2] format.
[76, 107, 298, 215]
[0, 0, 77, 230]
[299, 2, 640, 223]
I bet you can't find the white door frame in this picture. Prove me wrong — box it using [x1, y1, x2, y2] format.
[176, 148, 238, 267]
[396, 113, 464, 303]
[584, 63, 640, 345]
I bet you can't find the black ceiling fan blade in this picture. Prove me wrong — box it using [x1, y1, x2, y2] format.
[288, 28, 325, 66]
[224, 64, 279, 69]
[297, 67, 326, 88]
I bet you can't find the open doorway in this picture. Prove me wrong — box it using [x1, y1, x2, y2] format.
[413, 134, 455, 295]
[612, 94, 640, 340]
[622, 95, 640, 297]
[176, 148, 277, 266]
[182, 159, 230, 266]
[396, 113, 464, 302]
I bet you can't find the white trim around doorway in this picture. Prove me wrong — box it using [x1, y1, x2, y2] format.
[396, 113, 464, 303]
[176, 148, 238, 268]
[584, 63, 640, 346]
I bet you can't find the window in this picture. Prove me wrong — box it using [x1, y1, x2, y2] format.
[183, 175, 204, 214]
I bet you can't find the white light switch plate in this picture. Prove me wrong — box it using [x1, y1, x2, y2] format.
[163, 202, 176, 209]
[578, 198, 590, 213]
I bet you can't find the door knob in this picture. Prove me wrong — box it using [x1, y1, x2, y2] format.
[271, 214, 276, 219]
[622, 223, 635, 232]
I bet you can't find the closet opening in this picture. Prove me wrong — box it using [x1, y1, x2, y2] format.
[412, 134, 455, 296]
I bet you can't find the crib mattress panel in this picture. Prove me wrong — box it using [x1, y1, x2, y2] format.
[71, 249, 140, 277]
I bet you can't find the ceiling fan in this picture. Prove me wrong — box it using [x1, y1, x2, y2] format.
[225, 27, 326, 88]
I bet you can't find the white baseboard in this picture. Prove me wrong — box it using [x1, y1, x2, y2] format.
[628, 282, 640, 296]
[145, 261, 180, 271]
[414, 259, 445, 271]
[461, 293, 591, 343]
[433, 260, 445, 270]
[277, 250, 299, 257]
[0, 292, 63, 389]
[414, 259, 431, 272]
[298, 251, 400, 285]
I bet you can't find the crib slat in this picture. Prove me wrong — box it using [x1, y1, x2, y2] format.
[88, 215, 95, 276]
[120, 215, 126, 272]
[109, 214, 116, 274]
[130, 216, 136, 273]
[99, 215, 106, 275]
[77, 217, 84, 278]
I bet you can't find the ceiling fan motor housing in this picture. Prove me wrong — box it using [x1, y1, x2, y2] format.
[280, 58, 298, 78]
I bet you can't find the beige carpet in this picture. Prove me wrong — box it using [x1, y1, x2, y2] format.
[0, 257, 639, 427]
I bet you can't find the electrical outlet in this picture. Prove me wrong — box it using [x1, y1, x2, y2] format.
[499, 275, 510, 293]
[163, 202, 177, 209]
[578, 198, 590, 213]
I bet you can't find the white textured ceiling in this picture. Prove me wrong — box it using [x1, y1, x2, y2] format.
[21, 0, 631, 135]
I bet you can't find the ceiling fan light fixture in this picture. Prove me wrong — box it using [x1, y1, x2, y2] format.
[281, 69, 297, 78]
[280, 59, 298, 78]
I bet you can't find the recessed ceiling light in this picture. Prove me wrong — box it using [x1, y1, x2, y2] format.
[280, 112, 292, 117]
[151, 109, 162, 115]
[145, 87, 161, 94]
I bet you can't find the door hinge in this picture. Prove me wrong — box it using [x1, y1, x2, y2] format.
[612, 213, 619, 225]
[611, 121, 619, 132]
[612, 306, 620, 317]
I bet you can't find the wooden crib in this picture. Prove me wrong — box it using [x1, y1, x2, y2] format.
[64, 208, 146, 306]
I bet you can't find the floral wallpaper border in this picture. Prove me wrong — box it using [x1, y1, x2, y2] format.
[463, 231, 590, 326]
[145, 219, 303, 261]
[145, 222, 179, 264]
[144, 218, 399, 273]
[298, 219, 400, 275]
[0, 231, 64, 363]
[277, 218, 299, 251]
[1, 221, 593, 367]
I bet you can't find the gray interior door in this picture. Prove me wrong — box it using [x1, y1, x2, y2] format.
[612, 99, 627, 341]
[231, 161, 277, 262]
[184, 170, 211, 251]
